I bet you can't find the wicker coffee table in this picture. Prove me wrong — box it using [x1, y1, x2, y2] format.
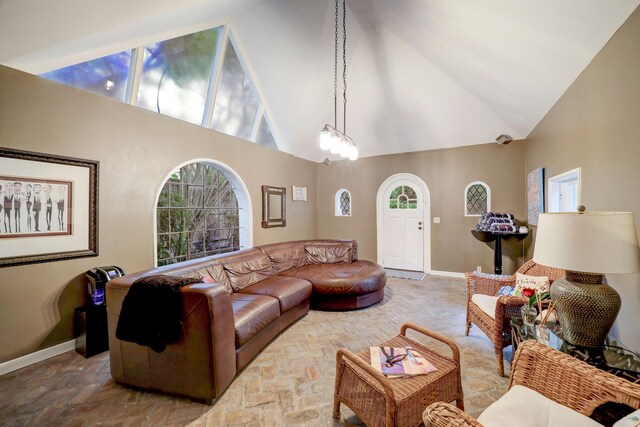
[333, 323, 464, 427]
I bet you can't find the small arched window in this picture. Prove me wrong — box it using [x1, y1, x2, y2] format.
[335, 189, 352, 216]
[156, 161, 251, 266]
[464, 181, 491, 216]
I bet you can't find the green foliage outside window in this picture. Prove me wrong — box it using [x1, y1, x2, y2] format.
[157, 162, 240, 266]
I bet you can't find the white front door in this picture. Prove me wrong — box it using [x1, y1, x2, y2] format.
[381, 179, 424, 271]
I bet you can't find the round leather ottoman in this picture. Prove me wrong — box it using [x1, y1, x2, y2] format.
[280, 260, 386, 310]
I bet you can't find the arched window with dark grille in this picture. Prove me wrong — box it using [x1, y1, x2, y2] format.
[464, 181, 491, 216]
[335, 189, 352, 216]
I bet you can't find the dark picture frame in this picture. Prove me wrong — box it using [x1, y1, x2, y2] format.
[0, 147, 99, 267]
[261, 185, 286, 228]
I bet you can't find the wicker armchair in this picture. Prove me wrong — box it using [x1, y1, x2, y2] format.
[465, 259, 564, 376]
[422, 340, 640, 426]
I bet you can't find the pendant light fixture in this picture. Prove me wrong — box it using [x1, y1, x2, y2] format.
[320, 0, 358, 161]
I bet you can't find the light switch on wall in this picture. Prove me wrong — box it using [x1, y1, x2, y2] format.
[433, 217, 441, 223]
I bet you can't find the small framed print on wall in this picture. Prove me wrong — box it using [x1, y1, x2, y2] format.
[292, 185, 307, 202]
[0, 147, 99, 267]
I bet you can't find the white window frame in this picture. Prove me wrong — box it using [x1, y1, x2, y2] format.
[38, 22, 282, 150]
[548, 168, 581, 213]
[464, 181, 491, 217]
[335, 189, 352, 217]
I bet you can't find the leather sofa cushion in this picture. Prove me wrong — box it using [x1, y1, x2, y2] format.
[258, 242, 308, 274]
[230, 293, 280, 347]
[222, 249, 276, 291]
[178, 263, 233, 293]
[239, 276, 312, 312]
[305, 242, 352, 264]
[280, 260, 386, 295]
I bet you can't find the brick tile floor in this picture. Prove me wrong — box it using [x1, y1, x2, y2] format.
[0, 275, 509, 426]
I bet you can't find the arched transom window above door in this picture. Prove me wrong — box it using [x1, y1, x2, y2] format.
[389, 185, 418, 209]
[464, 181, 491, 216]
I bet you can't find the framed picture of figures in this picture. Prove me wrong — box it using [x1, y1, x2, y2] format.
[0, 147, 98, 267]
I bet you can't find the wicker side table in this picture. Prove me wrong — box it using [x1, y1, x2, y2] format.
[333, 323, 464, 427]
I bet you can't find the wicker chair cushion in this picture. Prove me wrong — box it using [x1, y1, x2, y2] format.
[614, 409, 640, 426]
[477, 385, 601, 427]
[514, 273, 550, 296]
[471, 294, 498, 319]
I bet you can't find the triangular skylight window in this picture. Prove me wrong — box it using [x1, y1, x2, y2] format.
[137, 28, 220, 125]
[210, 38, 260, 140]
[40, 50, 132, 102]
[39, 26, 279, 150]
[256, 116, 278, 150]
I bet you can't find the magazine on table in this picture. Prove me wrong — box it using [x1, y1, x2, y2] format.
[370, 346, 437, 378]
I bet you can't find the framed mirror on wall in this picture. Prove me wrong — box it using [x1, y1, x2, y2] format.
[262, 185, 286, 228]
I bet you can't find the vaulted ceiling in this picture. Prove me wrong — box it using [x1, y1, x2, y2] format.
[1, 0, 638, 161]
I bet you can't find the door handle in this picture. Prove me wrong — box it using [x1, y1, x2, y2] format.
[418, 221, 423, 225]
[418, 226, 423, 230]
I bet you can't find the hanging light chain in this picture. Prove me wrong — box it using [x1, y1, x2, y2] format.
[334, 0, 338, 129]
[320, 0, 358, 161]
[342, 0, 347, 135]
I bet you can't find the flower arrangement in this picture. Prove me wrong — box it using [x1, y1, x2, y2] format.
[521, 288, 557, 333]
[522, 288, 550, 309]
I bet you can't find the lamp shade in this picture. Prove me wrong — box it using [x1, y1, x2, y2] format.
[533, 211, 640, 274]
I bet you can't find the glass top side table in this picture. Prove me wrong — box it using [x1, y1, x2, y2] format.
[511, 317, 639, 383]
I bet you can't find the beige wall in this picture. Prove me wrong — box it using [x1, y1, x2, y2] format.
[317, 142, 526, 273]
[0, 66, 318, 362]
[525, 7, 640, 350]
[4, 5, 639, 362]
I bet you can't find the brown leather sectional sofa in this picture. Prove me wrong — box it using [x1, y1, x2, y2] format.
[106, 239, 386, 402]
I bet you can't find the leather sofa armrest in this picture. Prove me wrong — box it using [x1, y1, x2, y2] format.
[106, 278, 236, 401]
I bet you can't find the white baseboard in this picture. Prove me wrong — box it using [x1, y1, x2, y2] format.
[429, 270, 465, 278]
[0, 340, 75, 376]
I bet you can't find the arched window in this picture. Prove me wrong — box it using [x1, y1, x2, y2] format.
[335, 189, 352, 216]
[464, 181, 491, 216]
[156, 160, 251, 266]
[389, 185, 418, 209]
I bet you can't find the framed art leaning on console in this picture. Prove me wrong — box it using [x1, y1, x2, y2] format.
[0, 147, 99, 267]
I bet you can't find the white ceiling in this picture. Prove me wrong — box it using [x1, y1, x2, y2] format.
[1, 0, 638, 162]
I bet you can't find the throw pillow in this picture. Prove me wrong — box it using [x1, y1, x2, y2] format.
[514, 273, 549, 297]
[497, 286, 515, 296]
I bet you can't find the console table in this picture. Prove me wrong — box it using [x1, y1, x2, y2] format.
[471, 230, 528, 274]
[511, 317, 639, 383]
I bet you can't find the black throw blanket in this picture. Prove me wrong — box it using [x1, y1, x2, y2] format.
[115, 274, 202, 352]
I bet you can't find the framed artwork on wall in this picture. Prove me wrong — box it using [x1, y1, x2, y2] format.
[0, 147, 99, 267]
[527, 167, 544, 226]
[292, 185, 307, 201]
[261, 185, 286, 228]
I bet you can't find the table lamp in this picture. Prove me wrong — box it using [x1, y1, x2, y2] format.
[533, 209, 640, 347]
